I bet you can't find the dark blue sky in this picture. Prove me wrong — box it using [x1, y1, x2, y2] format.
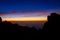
[0, 0, 60, 12]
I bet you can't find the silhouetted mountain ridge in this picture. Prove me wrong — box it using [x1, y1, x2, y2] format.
[0, 13, 60, 33]
[43, 13, 60, 32]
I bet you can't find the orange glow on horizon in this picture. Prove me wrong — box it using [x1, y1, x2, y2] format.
[2, 17, 47, 22]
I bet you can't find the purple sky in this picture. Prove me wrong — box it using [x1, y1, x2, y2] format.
[0, 10, 55, 18]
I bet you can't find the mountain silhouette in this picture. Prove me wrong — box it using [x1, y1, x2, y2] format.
[0, 17, 39, 32]
[42, 13, 60, 32]
[0, 13, 60, 33]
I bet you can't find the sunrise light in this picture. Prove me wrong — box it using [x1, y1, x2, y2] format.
[2, 17, 47, 22]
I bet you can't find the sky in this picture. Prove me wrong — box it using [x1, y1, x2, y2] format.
[0, 0, 60, 21]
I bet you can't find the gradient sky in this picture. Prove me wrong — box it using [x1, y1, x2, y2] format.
[0, 0, 60, 21]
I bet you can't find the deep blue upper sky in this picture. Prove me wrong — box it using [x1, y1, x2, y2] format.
[0, 0, 60, 12]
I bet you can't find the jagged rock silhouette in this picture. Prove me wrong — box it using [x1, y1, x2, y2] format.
[42, 13, 60, 32]
[0, 17, 2, 23]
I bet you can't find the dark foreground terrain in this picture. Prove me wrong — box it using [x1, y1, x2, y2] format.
[0, 13, 60, 33]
